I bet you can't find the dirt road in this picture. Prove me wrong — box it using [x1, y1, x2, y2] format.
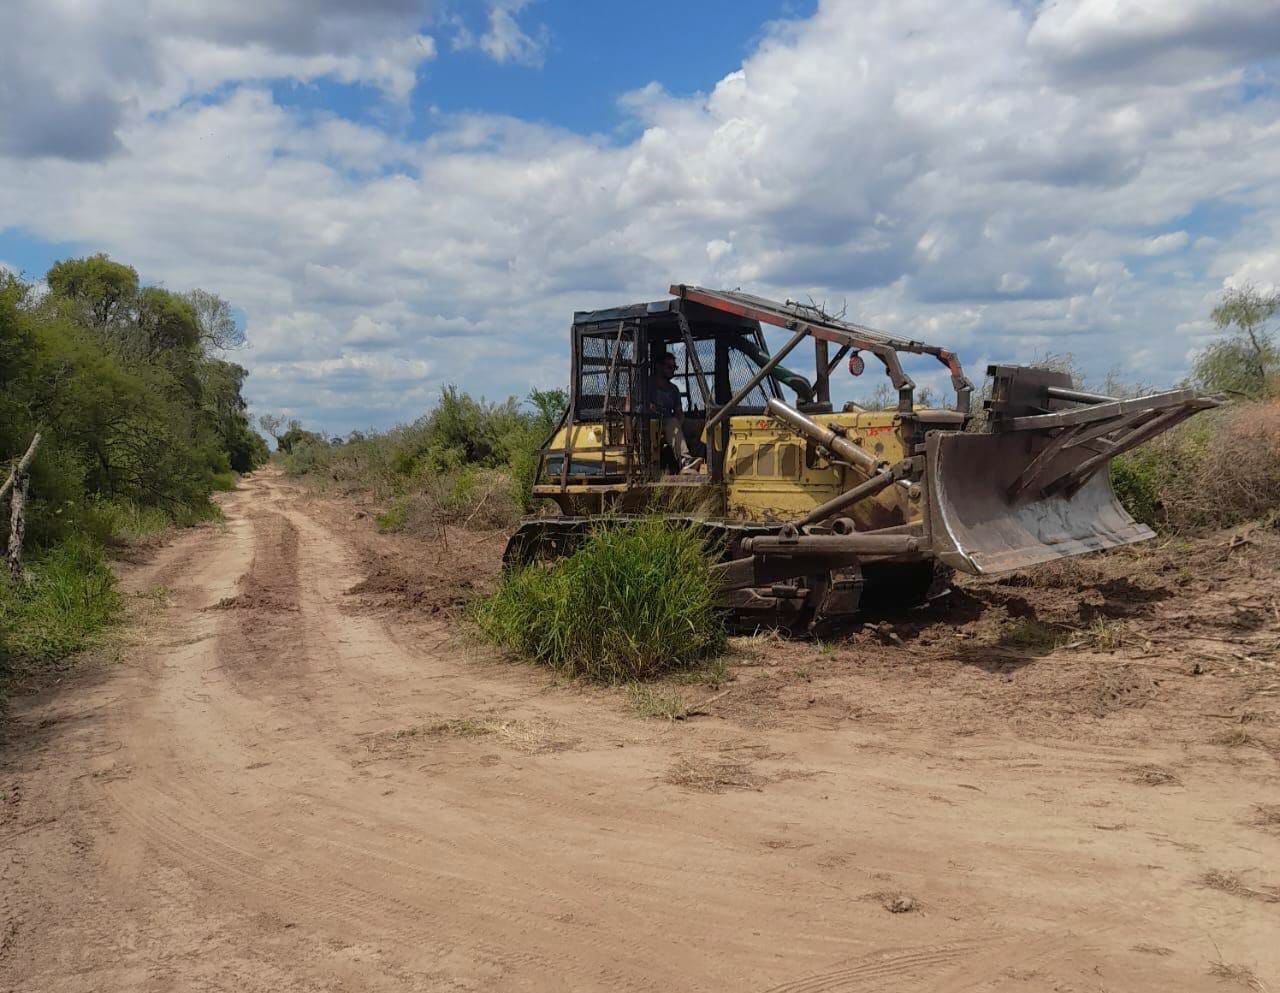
[3, 471, 1277, 992]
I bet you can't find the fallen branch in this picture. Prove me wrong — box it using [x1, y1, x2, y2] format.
[461, 479, 503, 529]
[685, 687, 733, 717]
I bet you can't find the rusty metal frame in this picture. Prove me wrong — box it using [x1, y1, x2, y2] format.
[599, 320, 627, 479]
[1053, 401, 1215, 496]
[1000, 390, 1219, 500]
[826, 342, 853, 377]
[558, 324, 579, 492]
[671, 284, 974, 414]
[703, 326, 809, 433]
[994, 388, 1199, 432]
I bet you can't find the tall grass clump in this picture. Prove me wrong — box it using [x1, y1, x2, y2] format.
[473, 519, 725, 682]
[84, 498, 173, 545]
[0, 537, 121, 674]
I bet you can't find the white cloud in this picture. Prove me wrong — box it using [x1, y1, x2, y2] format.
[0, 0, 437, 160]
[450, 0, 549, 68]
[1, 0, 1278, 433]
[1137, 231, 1191, 255]
[706, 239, 734, 265]
[1029, 0, 1280, 79]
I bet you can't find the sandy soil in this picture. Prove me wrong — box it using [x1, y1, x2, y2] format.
[2, 469, 1277, 992]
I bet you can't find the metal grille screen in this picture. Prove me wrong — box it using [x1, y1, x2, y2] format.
[577, 329, 637, 420]
[727, 341, 771, 407]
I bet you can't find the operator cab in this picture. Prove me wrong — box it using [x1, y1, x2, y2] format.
[540, 297, 818, 489]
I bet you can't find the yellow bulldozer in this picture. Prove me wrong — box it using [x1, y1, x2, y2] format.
[504, 284, 1218, 627]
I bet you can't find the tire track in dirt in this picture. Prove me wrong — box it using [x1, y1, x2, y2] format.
[5, 469, 1278, 993]
[96, 478, 680, 990]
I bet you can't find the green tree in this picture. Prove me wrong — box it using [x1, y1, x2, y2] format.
[1195, 284, 1280, 399]
[527, 387, 568, 435]
[45, 253, 139, 331]
[3, 256, 267, 682]
[135, 287, 201, 355]
[10, 254, 268, 532]
[200, 360, 268, 471]
[277, 420, 326, 455]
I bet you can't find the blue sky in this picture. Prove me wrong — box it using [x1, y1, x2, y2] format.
[269, 1, 818, 138]
[1, 0, 1277, 433]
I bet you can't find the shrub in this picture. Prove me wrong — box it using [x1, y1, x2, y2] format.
[473, 519, 725, 682]
[376, 467, 521, 533]
[281, 437, 333, 478]
[507, 428, 547, 514]
[1111, 401, 1280, 532]
[375, 503, 408, 533]
[84, 499, 172, 545]
[1110, 453, 1161, 529]
[0, 537, 121, 672]
[289, 387, 566, 517]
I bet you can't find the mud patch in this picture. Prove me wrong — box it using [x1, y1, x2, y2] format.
[665, 755, 765, 793]
[663, 738, 810, 794]
[207, 592, 300, 612]
[863, 891, 920, 914]
[345, 562, 476, 616]
[361, 715, 578, 758]
[342, 529, 505, 619]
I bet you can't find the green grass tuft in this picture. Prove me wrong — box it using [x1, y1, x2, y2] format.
[473, 518, 725, 683]
[626, 683, 690, 720]
[375, 503, 408, 533]
[86, 499, 173, 545]
[999, 617, 1064, 651]
[0, 537, 121, 673]
[210, 471, 238, 492]
[1084, 617, 1127, 651]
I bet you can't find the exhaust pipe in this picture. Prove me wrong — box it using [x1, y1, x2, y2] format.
[766, 398, 904, 528]
[765, 399, 882, 474]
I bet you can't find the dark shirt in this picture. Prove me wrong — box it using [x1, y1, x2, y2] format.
[653, 377, 682, 417]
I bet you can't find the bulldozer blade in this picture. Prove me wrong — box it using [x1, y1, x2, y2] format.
[924, 430, 1154, 575]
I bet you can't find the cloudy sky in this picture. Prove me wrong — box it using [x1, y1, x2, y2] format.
[1, 0, 1278, 433]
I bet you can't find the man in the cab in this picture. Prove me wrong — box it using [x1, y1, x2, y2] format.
[651, 351, 695, 473]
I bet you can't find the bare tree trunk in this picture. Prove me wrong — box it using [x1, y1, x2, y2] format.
[0, 432, 42, 504]
[1245, 325, 1268, 392]
[8, 473, 29, 583]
